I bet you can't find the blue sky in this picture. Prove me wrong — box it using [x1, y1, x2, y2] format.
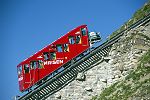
[0, 0, 148, 99]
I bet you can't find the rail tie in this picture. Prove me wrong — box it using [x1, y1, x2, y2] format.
[18, 13, 150, 100]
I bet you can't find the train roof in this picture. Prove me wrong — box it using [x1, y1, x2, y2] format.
[17, 24, 87, 67]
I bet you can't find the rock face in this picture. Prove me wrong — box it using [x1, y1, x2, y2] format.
[46, 22, 150, 100]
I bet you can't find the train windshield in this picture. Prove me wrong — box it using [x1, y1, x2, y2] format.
[17, 65, 22, 75]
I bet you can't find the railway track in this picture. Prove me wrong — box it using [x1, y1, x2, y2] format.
[18, 13, 150, 100]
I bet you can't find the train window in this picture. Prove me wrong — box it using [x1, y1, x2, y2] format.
[64, 44, 69, 52]
[43, 52, 50, 60]
[81, 28, 87, 36]
[38, 60, 44, 69]
[50, 52, 56, 60]
[76, 35, 81, 44]
[30, 61, 37, 69]
[18, 65, 22, 75]
[51, 45, 56, 51]
[24, 64, 29, 73]
[57, 45, 63, 52]
[69, 36, 75, 44]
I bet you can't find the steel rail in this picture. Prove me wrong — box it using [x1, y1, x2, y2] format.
[18, 13, 150, 100]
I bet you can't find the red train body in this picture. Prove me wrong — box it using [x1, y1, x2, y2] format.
[17, 25, 93, 92]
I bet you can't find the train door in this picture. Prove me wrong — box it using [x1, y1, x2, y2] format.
[17, 65, 24, 91]
[75, 34, 82, 54]
[56, 44, 64, 59]
[23, 64, 31, 90]
[63, 43, 70, 62]
[37, 60, 45, 81]
[56, 44, 65, 67]
[30, 61, 39, 85]
[67, 36, 77, 60]
[81, 27, 89, 46]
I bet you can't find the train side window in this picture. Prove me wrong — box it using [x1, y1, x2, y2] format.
[76, 35, 81, 44]
[50, 52, 56, 60]
[18, 65, 22, 75]
[56, 45, 63, 52]
[69, 36, 75, 44]
[81, 28, 87, 36]
[64, 44, 69, 52]
[38, 60, 44, 69]
[51, 45, 56, 51]
[43, 52, 50, 60]
[30, 61, 37, 69]
[24, 64, 29, 73]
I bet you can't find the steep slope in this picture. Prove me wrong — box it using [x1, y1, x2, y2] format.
[92, 49, 150, 100]
[92, 2, 150, 100]
[46, 2, 150, 100]
[109, 1, 150, 39]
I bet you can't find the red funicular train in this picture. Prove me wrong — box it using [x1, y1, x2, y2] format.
[17, 25, 101, 92]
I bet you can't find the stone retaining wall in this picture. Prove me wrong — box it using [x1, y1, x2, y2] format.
[46, 22, 150, 100]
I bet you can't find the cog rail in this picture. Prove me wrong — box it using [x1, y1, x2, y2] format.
[18, 13, 150, 100]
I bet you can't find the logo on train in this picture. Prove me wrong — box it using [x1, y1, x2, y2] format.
[44, 60, 64, 65]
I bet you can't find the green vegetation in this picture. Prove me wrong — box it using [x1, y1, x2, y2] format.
[108, 2, 150, 40]
[91, 2, 150, 100]
[91, 49, 150, 100]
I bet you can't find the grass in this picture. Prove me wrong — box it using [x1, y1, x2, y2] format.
[91, 2, 150, 100]
[91, 49, 150, 100]
[108, 2, 150, 40]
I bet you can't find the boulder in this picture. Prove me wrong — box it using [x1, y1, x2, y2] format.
[76, 72, 86, 81]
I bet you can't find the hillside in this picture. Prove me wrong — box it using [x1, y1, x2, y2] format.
[92, 49, 150, 100]
[92, 2, 150, 100]
[46, 2, 150, 100]
[109, 1, 150, 39]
